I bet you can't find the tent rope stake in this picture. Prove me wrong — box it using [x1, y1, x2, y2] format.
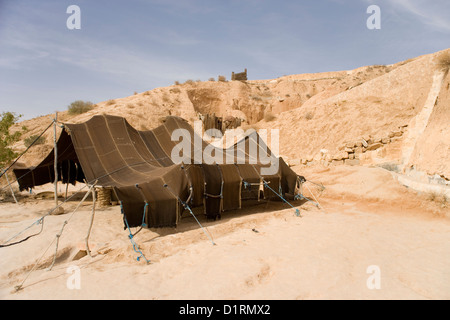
[262, 180, 301, 217]
[48, 182, 97, 271]
[119, 201, 150, 264]
[0, 218, 44, 248]
[304, 182, 327, 213]
[164, 184, 216, 246]
[0, 120, 54, 181]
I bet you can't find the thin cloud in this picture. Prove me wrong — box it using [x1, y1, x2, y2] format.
[0, 16, 209, 85]
[375, 0, 450, 33]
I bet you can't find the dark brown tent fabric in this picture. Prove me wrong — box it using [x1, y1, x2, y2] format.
[13, 129, 85, 191]
[14, 115, 301, 229]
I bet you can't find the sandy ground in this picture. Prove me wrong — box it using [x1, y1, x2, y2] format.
[0, 165, 449, 300]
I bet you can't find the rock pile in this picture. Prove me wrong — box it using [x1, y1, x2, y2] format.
[286, 126, 407, 167]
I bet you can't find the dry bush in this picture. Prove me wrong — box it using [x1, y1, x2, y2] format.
[106, 99, 116, 106]
[67, 100, 94, 115]
[162, 93, 170, 102]
[427, 191, 448, 208]
[24, 135, 46, 148]
[305, 112, 314, 120]
[436, 51, 450, 72]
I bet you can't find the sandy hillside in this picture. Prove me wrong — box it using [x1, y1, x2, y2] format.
[10, 49, 450, 186]
[0, 165, 448, 300]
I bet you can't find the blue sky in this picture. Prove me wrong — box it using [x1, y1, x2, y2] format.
[0, 0, 449, 120]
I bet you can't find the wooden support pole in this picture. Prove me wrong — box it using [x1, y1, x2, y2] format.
[3, 169, 18, 204]
[85, 187, 96, 257]
[53, 112, 58, 208]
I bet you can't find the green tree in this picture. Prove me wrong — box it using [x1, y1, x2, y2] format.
[0, 112, 26, 168]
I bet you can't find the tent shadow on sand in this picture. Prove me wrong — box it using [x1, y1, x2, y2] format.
[138, 197, 309, 246]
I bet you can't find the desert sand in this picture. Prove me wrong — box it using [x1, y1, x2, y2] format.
[1, 165, 449, 300]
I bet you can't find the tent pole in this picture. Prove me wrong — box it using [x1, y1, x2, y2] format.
[85, 186, 96, 257]
[53, 112, 58, 208]
[4, 170, 18, 204]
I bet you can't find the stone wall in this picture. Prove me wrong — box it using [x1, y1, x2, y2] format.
[231, 69, 248, 81]
[286, 125, 407, 168]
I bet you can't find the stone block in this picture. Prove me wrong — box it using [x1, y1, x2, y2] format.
[344, 147, 355, 153]
[332, 151, 349, 160]
[366, 142, 383, 151]
[390, 131, 402, 138]
[361, 139, 369, 148]
[381, 137, 391, 144]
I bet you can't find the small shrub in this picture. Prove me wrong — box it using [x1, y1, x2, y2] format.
[208, 78, 216, 82]
[174, 81, 181, 86]
[184, 79, 195, 85]
[24, 135, 46, 148]
[162, 93, 170, 102]
[305, 112, 314, 120]
[106, 99, 116, 106]
[218, 76, 226, 82]
[436, 51, 450, 72]
[427, 192, 448, 208]
[68, 100, 94, 115]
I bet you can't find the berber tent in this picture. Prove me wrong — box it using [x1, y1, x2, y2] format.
[13, 115, 303, 229]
